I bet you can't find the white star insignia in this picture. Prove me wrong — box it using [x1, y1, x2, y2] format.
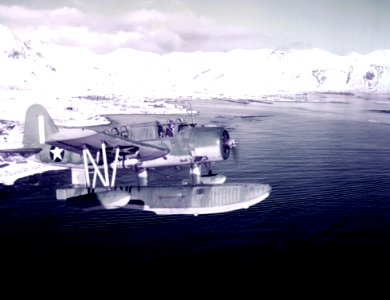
[50, 146, 64, 161]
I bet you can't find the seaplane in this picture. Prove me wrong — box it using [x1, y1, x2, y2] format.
[0, 104, 271, 214]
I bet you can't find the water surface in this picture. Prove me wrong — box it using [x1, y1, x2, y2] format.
[1, 93, 390, 270]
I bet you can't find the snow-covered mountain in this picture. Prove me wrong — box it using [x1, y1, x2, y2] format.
[1, 24, 389, 100]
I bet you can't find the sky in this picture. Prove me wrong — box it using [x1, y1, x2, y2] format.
[0, 0, 389, 55]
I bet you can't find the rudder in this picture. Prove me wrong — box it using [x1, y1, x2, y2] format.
[22, 104, 59, 147]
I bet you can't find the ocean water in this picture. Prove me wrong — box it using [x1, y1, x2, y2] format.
[1, 94, 390, 271]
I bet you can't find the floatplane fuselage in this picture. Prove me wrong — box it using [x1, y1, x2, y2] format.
[1, 104, 271, 214]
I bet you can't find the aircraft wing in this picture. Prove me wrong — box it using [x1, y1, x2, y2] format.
[46, 128, 169, 161]
[0, 147, 42, 158]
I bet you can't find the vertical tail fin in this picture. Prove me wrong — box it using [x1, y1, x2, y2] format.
[22, 104, 59, 147]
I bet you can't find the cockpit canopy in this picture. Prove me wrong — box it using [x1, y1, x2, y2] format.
[105, 117, 194, 141]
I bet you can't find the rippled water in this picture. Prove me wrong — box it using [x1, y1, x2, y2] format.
[1, 94, 390, 270]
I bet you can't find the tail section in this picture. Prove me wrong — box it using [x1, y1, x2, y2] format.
[22, 104, 58, 147]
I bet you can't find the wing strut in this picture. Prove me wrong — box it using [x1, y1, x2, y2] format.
[92, 151, 100, 188]
[82, 142, 120, 190]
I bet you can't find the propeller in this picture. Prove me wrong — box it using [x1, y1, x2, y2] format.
[221, 130, 238, 162]
[230, 140, 239, 163]
[221, 130, 230, 159]
[228, 138, 239, 163]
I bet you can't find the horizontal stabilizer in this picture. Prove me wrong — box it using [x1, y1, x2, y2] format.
[0, 147, 42, 157]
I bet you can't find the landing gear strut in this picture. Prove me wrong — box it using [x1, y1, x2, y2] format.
[190, 163, 201, 185]
[137, 167, 148, 186]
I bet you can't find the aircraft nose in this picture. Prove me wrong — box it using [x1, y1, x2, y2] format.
[227, 138, 238, 148]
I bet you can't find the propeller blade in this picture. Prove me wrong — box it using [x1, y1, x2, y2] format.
[231, 145, 239, 163]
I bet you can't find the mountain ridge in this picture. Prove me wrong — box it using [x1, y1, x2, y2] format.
[1, 24, 389, 98]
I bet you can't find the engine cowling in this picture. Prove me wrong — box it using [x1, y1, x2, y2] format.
[189, 127, 231, 161]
